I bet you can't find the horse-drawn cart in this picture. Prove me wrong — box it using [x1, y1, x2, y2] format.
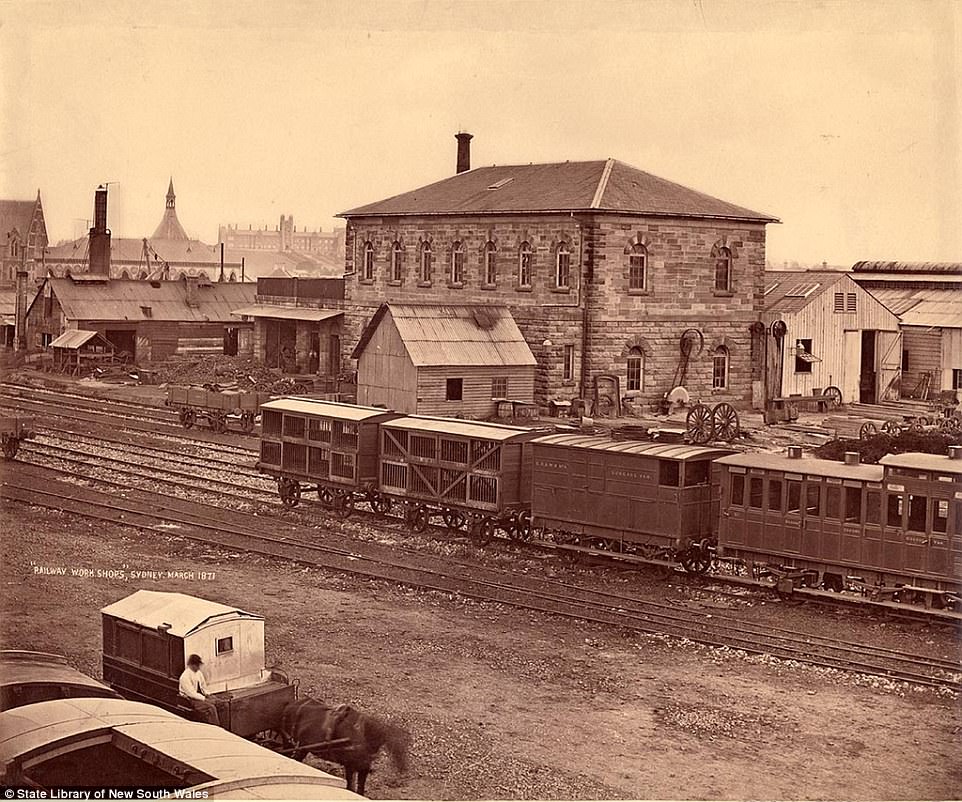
[166, 385, 273, 434]
[1, 415, 35, 460]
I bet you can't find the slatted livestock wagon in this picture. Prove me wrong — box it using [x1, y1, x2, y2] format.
[0, 696, 362, 798]
[530, 435, 734, 572]
[1, 414, 35, 459]
[378, 416, 541, 538]
[258, 397, 400, 512]
[166, 385, 274, 434]
[1, 650, 120, 711]
[101, 590, 296, 738]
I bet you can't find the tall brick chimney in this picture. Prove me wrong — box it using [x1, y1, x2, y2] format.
[456, 132, 473, 174]
[88, 185, 111, 277]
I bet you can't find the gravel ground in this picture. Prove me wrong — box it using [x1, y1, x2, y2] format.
[2, 500, 960, 800]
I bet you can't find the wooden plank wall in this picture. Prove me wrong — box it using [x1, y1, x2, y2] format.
[902, 325, 943, 396]
[941, 328, 962, 392]
[416, 365, 536, 418]
[356, 312, 418, 412]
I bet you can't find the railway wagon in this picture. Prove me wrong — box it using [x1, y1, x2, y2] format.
[1, 650, 120, 711]
[258, 397, 400, 511]
[101, 590, 296, 738]
[167, 385, 273, 434]
[530, 435, 734, 572]
[1, 414, 35, 459]
[378, 416, 542, 537]
[0, 696, 362, 798]
[716, 446, 962, 608]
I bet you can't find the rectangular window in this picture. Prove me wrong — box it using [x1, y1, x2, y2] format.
[519, 248, 532, 287]
[887, 494, 903, 527]
[825, 485, 841, 519]
[730, 473, 745, 506]
[795, 339, 814, 373]
[659, 460, 680, 487]
[844, 487, 863, 522]
[391, 246, 402, 282]
[491, 377, 508, 399]
[902, 349, 910, 372]
[712, 350, 728, 389]
[283, 415, 305, 439]
[953, 369, 962, 391]
[484, 246, 497, 286]
[216, 636, 234, 655]
[446, 378, 463, 401]
[629, 249, 647, 290]
[749, 477, 764, 509]
[768, 478, 783, 511]
[683, 461, 710, 486]
[866, 490, 881, 525]
[556, 250, 570, 289]
[846, 293, 857, 312]
[933, 499, 949, 533]
[451, 249, 464, 284]
[563, 345, 574, 382]
[908, 494, 927, 532]
[805, 483, 820, 516]
[627, 354, 643, 391]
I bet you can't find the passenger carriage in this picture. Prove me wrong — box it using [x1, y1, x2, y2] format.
[258, 397, 400, 513]
[530, 435, 734, 572]
[716, 446, 962, 608]
[1, 650, 119, 711]
[1, 414, 35, 460]
[377, 416, 541, 537]
[101, 590, 296, 738]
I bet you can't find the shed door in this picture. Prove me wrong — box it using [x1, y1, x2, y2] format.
[842, 331, 860, 404]
[877, 331, 902, 402]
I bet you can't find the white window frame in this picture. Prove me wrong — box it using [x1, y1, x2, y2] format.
[712, 346, 729, 389]
[629, 243, 648, 291]
[555, 244, 570, 289]
[519, 242, 532, 287]
[626, 347, 644, 391]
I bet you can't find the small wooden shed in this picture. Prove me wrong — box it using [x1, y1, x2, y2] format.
[48, 328, 115, 375]
[352, 303, 537, 417]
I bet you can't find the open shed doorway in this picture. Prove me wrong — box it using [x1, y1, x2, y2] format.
[860, 330, 877, 404]
[265, 319, 296, 371]
[105, 329, 136, 361]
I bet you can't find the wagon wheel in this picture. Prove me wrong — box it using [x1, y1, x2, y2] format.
[180, 407, 197, 430]
[442, 509, 466, 532]
[909, 420, 924, 434]
[318, 487, 335, 508]
[239, 412, 256, 434]
[939, 416, 961, 432]
[2, 438, 19, 460]
[680, 543, 712, 575]
[859, 422, 878, 440]
[407, 504, 430, 533]
[918, 416, 932, 427]
[881, 420, 902, 435]
[279, 478, 301, 508]
[711, 403, 740, 443]
[680, 328, 705, 357]
[823, 385, 843, 407]
[508, 510, 533, 542]
[686, 404, 714, 444]
[292, 383, 309, 394]
[470, 516, 494, 545]
[333, 492, 355, 520]
[367, 491, 392, 515]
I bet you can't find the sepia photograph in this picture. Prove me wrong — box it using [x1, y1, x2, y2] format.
[1, 0, 960, 799]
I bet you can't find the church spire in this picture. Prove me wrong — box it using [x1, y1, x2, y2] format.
[152, 177, 189, 240]
[166, 177, 176, 210]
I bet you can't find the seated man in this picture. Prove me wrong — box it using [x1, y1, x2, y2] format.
[178, 653, 220, 726]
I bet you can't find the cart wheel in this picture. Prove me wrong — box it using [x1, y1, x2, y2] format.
[508, 510, 532, 541]
[711, 403, 740, 443]
[407, 505, 430, 533]
[292, 383, 309, 394]
[2, 438, 19, 460]
[318, 487, 334, 508]
[442, 510, 466, 532]
[686, 404, 714, 444]
[909, 420, 924, 434]
[918, 416, 932, 427]
[279, 478, 301, 508]
[859, 422, 878, 440]
[882, 420, 901, 435]
[823, 386, 843, 407]
[240, 412, 256, 434]
[471, 516, 494, 545]
[333, 492, 355, 520]
[368, 492, 392, 515]
[680, 543, 712, 575]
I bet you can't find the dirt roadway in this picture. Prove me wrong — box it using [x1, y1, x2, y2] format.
[2, 501, 960, 800]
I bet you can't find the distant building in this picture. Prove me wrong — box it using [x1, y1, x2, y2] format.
[218, 217, 345, 280]
[0, 191, 48, 284]
[852, 262, 962, 397]
[45, 180, 242, 281]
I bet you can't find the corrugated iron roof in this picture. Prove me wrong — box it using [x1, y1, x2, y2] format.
[261, 398, 397, 421]
[101, 590, 262, 638]
[48, 329, 107, 349]
[384, 415, 535, 441]
[45, 236, 242, 269]
[762, 270, 846, 313]
[532, 434, 734, 461]
[353, 303, 536, 367]
[231, 305, 343, 322]
[852, 261, 962, 274]
[340, 160, 778, 222]
[857, 287, 962, 327]
[900, 301, 962, 328]
[880, 453, 962, 474]
[714, 452, 884, 481]
[37, 278, 255, 323]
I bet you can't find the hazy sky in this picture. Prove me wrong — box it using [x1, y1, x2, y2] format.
[2, 0, 959, 266]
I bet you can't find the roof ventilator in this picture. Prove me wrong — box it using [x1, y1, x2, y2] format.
[949, 445, 962, 460]
[787, 445, 803, 459]
[844, 451, 860, 465]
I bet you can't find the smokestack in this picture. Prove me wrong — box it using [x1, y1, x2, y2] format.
[185, 274, 199, 307]
[456, 132, 473, 174]
[14, 269, 28, 351]
[88, 185, 111, 278]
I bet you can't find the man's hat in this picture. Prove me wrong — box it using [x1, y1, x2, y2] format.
[187, 654, 203, 666]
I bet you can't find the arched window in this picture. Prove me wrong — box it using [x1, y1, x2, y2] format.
[518, 241, 532, 287]
[451, 241, 465, 285]
[390, 241, 403, 282]
[483, 241, 497, 286]
[626, 347, 644, 392]
[120, 269, 130, 279]
[419, 241, 432, 283]
[713, 346, 729, 389]
[362, 241, 375, 280]
[714, 246, 732, 292]
[628, 243, 648, 291]
[556, 243, 571, 289]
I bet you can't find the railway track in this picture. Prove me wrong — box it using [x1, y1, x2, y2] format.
[4, 463, 960, 693]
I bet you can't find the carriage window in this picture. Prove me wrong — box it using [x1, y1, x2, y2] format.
[216, 636, 233, 655]
[331, 452, 355, 479]
[887, 494, 903, 527]
[260, 441, 281, 466]
[730, 474, 745, 506]
[142, 634, 168, 672]
[866, 490, 881, 525]
[283, 415, 305, 439]
[684, 461, 709, 486]
[805, 483, 820, 516]
[749, 477, 763, 509]
[845, 487, 863, 523]
[768, 478, 783, 511]
[908, 495, 927, 532]
[933, 499, 948, 533]
[825, 486, 841, 520]
[116, 625, 141, 663]
[787, 480, 801, 513]
[262, 410, 282, 437]
[440, 439, 469, 464]
[309, 418, 332, 442]
[659, 461, 680, 487]
[381, 462, 407, 489]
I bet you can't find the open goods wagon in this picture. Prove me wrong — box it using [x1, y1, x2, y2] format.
[1, 414, 35, 459]
[167, 385, 273, 434]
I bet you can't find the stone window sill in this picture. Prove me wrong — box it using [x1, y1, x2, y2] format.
[417, 280, 433, 288]
[387, 280, 402, 287]
[516, 285, 533, 293]
[359, 278, 375, 286]
[447, 281, 464, 289]
[627, 288, 651, 296]
[561, 379, 577, 387]
[481, 283, 498, 291]
[551, 286, 571, 294]
[712, 289, 735, 297]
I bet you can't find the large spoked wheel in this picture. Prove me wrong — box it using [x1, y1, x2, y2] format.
[823, 385, 843, 407]
[367, 491, 392, 515]
[279, 478, 301, 508]
[859, 422, 878, 440]
[407, 504, 430, 533]
[508, 510, 533, 541]
[442, 509, 466, 532]
[179, 407, 196, 430]
[680, 543, 712, 575]
[333, 492, 355, 520]
[686, 404, 714, 444]
[711, 403, 740, 443]
[240, 412, 256, 434]
[939, 416, 961, 433]
[2, 438, 19, 460]
[882, 420, 902, 435]
[318, 487, 334, 508]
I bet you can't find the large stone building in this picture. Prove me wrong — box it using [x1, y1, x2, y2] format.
[336, 135, 778, 409]
[218, 217, 345, 280]
[0, 191, 49, 284]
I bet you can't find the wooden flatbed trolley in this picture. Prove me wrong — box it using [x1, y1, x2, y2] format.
[167, 385, 273, 434]
[1, 414, 35, 460]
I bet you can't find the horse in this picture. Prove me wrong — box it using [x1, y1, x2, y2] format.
[280, 697, 410, 796]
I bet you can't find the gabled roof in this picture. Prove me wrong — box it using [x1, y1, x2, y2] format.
[0, 199, 38, 239]
[29, 277, 256, 323]
[855, 286, 962, 328]
[340, 159, 778, 222]
[352, 303, 537, 367]
[46, 236, 240, 268]
[101, 590, 261, 638]
[762, 270, 848, 313]
[852, 261, 962, 274]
